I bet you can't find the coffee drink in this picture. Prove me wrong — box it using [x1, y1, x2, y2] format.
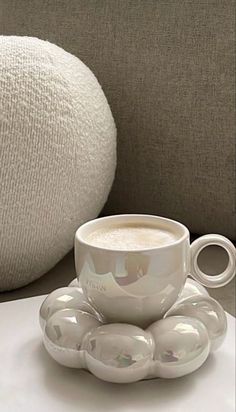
[86, 223, 177, 250]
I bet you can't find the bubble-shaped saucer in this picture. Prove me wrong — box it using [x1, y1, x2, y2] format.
[39, 278, 227, 383]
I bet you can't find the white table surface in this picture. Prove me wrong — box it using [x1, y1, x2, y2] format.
[0, 295, 235, 412]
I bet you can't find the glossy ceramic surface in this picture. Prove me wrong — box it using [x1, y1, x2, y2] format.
[165, 295, 227, 351]
[39, 286, 102, 329]
[178, 277, 209, 300]
[3, 295, 235, 411]
[40, 277, 227, 383]
[190, 234, 236, 287]
[74, 215, 235, 327]
[147, 316, 210, 379]
[44, 308, 102, 368]
[68, 278, 82, 290]
[83, 323, 154, 383]
[75, 215, 189, 327]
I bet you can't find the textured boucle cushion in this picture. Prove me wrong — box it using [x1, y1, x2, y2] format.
[0, 36, 116, 291]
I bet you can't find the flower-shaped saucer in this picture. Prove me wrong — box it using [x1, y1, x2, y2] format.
[39, 277, 227, 383]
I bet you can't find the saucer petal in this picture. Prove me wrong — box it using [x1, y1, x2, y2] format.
[83, 323, 154, 383]
[164, 295, 227, 351]
[39, 287, 101, 329]
[43, 308, 102, 368]
[178, 278, 209, 301]
[147, 316, 210, 378]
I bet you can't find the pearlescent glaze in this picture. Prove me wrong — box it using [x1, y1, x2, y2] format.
[76, 215, 188, 327]
[68, 278, 82, 290]
[40, 284, 227, 381]
[82, 323, 154, 383]
[190, 234, 236, 288]
[75, 215, 235, 327]
[39, 286, 101, 329]
[164, 295, 227, 351]
[147, 316, 210, 378]
[43, 308, 102, 368]
[178, 278, 209, 301]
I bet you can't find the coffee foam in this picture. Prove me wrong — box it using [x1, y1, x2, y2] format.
[86, 223, 178, 250]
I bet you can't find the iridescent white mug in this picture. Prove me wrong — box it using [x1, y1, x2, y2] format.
[75, 215, 235, 327]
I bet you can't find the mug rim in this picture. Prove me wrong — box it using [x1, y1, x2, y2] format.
[75, 214, 189, 252]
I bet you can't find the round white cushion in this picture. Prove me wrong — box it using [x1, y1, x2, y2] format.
[0, 36, 116, 291]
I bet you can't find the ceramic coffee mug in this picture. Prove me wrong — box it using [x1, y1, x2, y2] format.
[75, 215, 235, 327]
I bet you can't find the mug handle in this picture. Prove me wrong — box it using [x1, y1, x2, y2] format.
[190, 234, 236, 288]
